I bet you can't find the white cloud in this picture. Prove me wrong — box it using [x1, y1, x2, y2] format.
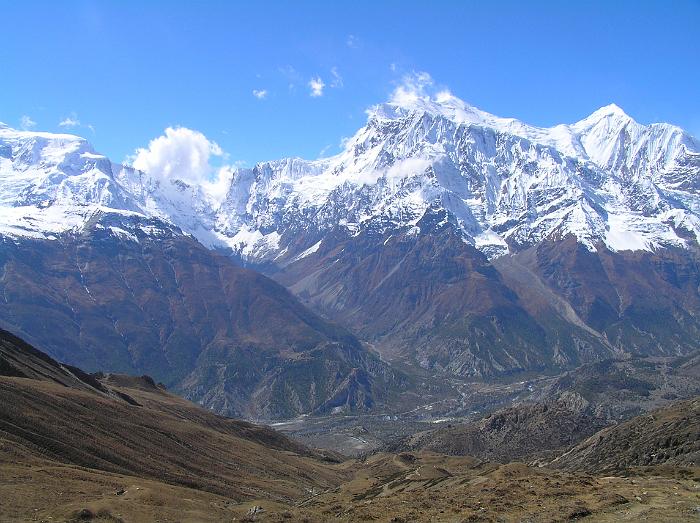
[330, 67, 343, 88]
[435, 90, 456, 104]
[57, 112, 94, 132]
[20, 115, 36, 130]
[308, 76, 325, 97]
[346, 34, 359, 48]
[132, 126, 223, 183]
[384, 156, 433, 184]
[252, 89, 268, 99]
[206, 165, 235, 202]
[390, 71, 434, 106]
[384, 73, 465, 114]
[350, 156, 434, 188]
[59, 115, 81, 128]
[132, 127, 233, 201]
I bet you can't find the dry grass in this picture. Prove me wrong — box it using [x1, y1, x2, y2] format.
[1, 375, 698, 522]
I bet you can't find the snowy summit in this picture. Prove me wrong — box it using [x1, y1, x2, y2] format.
[1, 91, 699, 261]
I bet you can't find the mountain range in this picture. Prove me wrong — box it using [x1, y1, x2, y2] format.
[3, 97, 700, 257]
[1, 91, 700, 417]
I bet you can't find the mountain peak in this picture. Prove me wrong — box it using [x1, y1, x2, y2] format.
[2, 96, 698, 260]
[597, 102, 627, 115]
[0, 123, 86, 143]
[369, 92, 515, 134]
[575, 103, 633, 129]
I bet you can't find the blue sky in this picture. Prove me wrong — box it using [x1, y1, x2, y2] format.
[2, 0, 699, 167]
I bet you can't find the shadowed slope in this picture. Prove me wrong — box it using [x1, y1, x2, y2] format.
[0, 328, 346, 502]
[0, 217, 400, 419]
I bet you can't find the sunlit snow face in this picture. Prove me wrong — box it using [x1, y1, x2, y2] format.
[0, 85, 698, 261]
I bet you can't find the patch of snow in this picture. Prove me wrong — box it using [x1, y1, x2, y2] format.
[292, 240, 322, 262]
[109, 226, 139, 243]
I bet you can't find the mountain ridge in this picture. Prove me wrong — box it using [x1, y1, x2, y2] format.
[2, 94, 700, 393]
[0, 219, 402, 419]
[2, 94, 699, 263]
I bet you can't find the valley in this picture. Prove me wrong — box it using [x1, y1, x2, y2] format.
[1, 329, 698, 522]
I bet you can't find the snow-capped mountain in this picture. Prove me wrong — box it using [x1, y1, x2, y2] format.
[0, 123, 399, 418]
[2, 96, 700, 384]
[214, 95, 700, 261]
[0, 124, 133, 238]
[2, 93, 699, 261]
[0, 122, 220, 242]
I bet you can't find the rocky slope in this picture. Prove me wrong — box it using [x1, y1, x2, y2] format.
[274, 215, 609, 376]
[389, 401, 610, 463]
[552, 397, 700, 473]
[275, 223, 700, 377]
[0, 217, 400, 419]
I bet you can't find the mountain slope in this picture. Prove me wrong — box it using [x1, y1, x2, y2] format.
[0, 216, 398, 419]
[529, 354, 700, 420]
[0, 328, 347, 517]
[390, 401, 610, 463]
[275, 213, 614, 376]
[2, 92, 700, 386]
[0, 326, 139, 401]
[551, 397, 700, 473]
[495, 239, 700, 357]
[274, 223, 700, 378]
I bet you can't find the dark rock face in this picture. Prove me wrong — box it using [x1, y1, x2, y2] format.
[526, 238, 700, 356]
[274, 218, 700, 379]
[0, 217, 398, 419]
